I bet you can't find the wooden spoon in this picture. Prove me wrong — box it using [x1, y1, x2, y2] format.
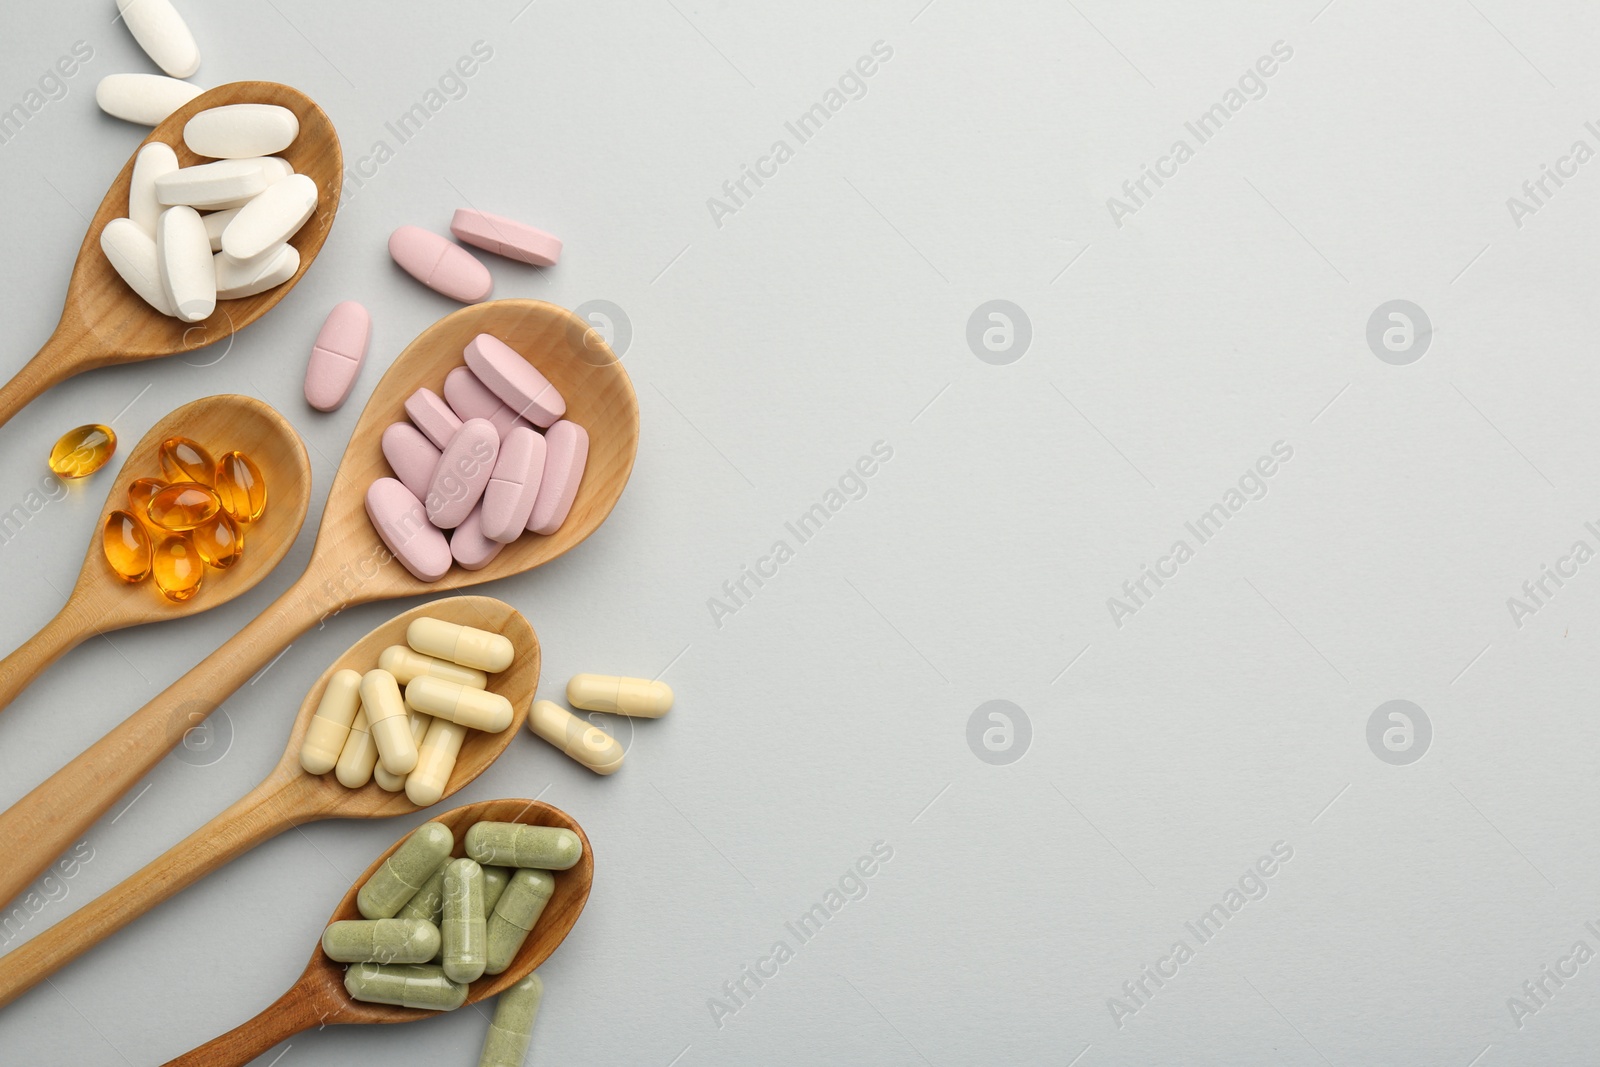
[0, 596, 537, 1010]
[164, 797, 592, 1066]
[0, 81, 342, 430]
[0, 299, 637, 911]
[0, 394, 312, 714]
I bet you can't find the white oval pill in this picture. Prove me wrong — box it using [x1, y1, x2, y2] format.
[184, 104, 299, 159]
[426, 419, 499, 529]
[155, 159, 267, 209]
[481, 426, 545, 543]
[366, 478, 451, 582]
[221, 174, 317, 260]
[100, 218, 175, 315]
[116, 0, 201, 79]
[128, 142, 178, 237]
[214, 244, 298, 299]
[156, 205, 214, 322]
[304, 301, 371, 412]
[96, 73, 202, 126]
[202, 206, 240, 251]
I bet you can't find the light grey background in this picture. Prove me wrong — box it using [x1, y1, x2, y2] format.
[0, 1, 1594, 1064]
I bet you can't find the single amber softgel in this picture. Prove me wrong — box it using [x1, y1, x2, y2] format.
[213, 450, 266, 523]
[147, 483, 221, 532]
[192, 512, 243, 568]
[159, 437, 215, 485]
[102, 510, 151, 583]
[151, 535, 203, 602]
[49, 424, 116, 479]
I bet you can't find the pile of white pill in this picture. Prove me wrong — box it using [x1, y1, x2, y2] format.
[299, 618, 519, 806]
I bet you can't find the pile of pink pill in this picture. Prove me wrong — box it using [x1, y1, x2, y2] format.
[366, 333, 589, 581]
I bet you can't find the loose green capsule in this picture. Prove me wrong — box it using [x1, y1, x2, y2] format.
[344, 962, 467, 1011]
[465, 822, 583, 871]
[321, 918, 441, 964]
[477, 973, 544, 1067]
[442, 857, 487, 984]
[481, 866, 511, 915]
[485, 868, 555, 976]
[358, 821, 454, 919]
[395, 863, 449, 926]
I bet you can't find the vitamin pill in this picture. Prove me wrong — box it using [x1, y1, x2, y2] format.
[381, 422, 443, 502]
[365, 478, 451, 582]
[212, 450, 266, 523]
[379, 645, 487, 689]
[116, 0, 200, 78]
[202, 206, 240, 251]
[96, 74, 202, 127]
[344, 962, 467, 1011]
[215, 243, 299, 299]
[221, 173, 317, 260]
[481, 426, 545, 543]
[299, 668, 362, 775]
[527, 420, 589, 536]
[191, 511, 242, 568]
[373, 709, 430, 792]
[426, 418, 499, 529]
[466, 822, 583, 871]
[528, 699, 623, 775]
[304, 301, 371, 413]
[464, 334, 565, 428]
[185, 104, 300, 159]
[408, 617, 515, 672]
[451, 208, 562, 267]
[49, 424, 116, 479]
[444, 366, 529, 441]
[100, 218, 174, 315]
[159, 436, 215, 483]
[102, 511, 152, 583]
[361, 669, 418, 777]
[448, 505, 505, 572]
[128, 478, 166, 516]
[477, 973, 544, 1066]
[566, 674, 674, 718]
[388, 225, 493, 303]
[155, 159, 268, 210]
[404, 388, 463, 450]
[358, 820, 454, 920]
[442, 857, 488, 983]
[151, 534, 203, 602]
[203, 156, 292, 210]
[129, 142, 179, 236]
[155, 204, 215, 322]
[335, 707, 378, 788]
[395, 863, 449, 925]
[404, 717, 466, 807]
[321, 918, 441, 965]
[484, 868, 554, 975]
[147, 482, 220, 531]
[481, 866, 512, 915]
[405, 676, 513, 733]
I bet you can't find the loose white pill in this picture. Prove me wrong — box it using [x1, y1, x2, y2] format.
[100, 218, 175, 315]
[155, 205, 215, 322]
[95, 73, 202, 126]
[202, 206, 240, 251]
[128, 142, 178, 237]
[184, 104, 299, 159]
[155, 159, 267, 209]
[116, 0, 201, 79]
[215, 244, 298, 299]
[221, 174, 316, 261]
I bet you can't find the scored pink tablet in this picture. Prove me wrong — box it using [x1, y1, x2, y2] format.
[443, 366, 530, 441]
[464, 333, 565, 427]
[366, 478, 451, 581]
[404, 387, 463, 449]
[303, 301, 370, 412]
[481, 426, 546, 543]
[450, 208, 562, 267]
[528, 420, 589, 536]
[381, 421, 442, 502]
[449, 504, 505, 571]
[388, 225, 492, 303]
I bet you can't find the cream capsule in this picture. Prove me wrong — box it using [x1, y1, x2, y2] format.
[528, 699, 623, 775]
[379, 645, 488, 689]
[405, 676, 513, 733]
[361, 668, 418, 776]
[344, 963, 466, 1011]
[334, 708, 378, 789]
[407, 617, 514, 672]
[358, 821, 454, 919]
[405, 717, 467, 807]
[484, 868, 554, 975]
[373, 709, 430, 792]
[299, 668, 362, 774]
[566, 674, 673, 718]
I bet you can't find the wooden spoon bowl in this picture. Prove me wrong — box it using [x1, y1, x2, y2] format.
[0, 81, 342, 429]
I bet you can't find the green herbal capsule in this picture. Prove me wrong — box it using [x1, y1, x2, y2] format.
[442, 857, 487, 984]
[482, 865, 511, 914]
[485, 868, 555, 975]
[358, 821, 454, 919]
[477, 973, 544, 1067]
[395, 863, 449, 926]
[321, 918, 441, 964]
[344, 962, 467, 1011]
[465, 822, 583, 871]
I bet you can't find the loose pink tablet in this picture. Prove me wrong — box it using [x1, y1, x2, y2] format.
[449, 504, 504, 571]
[304, 301, 371, 412]
[366, 478, 451, 582]
[426, 418, 499, 529]
[381, 421, 441, 502]
[388, 225, 493, 303]
[481, 426, 546, 543]
[450, 209, 562, 267]
[404, 387, 463, 449]
[527, 420, 589, 536]
[443, 366, 530, 441]
[464, 333, 565, 428]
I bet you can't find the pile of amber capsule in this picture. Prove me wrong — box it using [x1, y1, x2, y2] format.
[101, 437, 268, 603]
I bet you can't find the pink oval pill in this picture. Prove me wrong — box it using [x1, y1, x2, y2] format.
[426, 418, 499, 529]
[404, 387, 463, 449]
[528, 420, 589, 536]
[464, 333, 565, 428]
[366, 477, 451, 582]
[481, 426, 546, 543]
[449, 504, 504, 571]
[450, 208, 562, 267]
[381, 421, 441, 502]
[387, 225, 492, 303]
[304, 301, 371, 412]
[443, 366, 531, 441]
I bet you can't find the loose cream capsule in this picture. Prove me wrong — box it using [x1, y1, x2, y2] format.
[361, 668, 418, 776]
[466, 822, 583, 871]
[484, 868, 554, 975]
[344, 963, 466, 1011]
[321, 918, 441, 964]
[528, 699, 623, 775]
[299, 668, 362, 775]
[379, 645, 488, 689]
[358, 821, 454, 919]
[334, 708, 378, 788]
[442, 858, 487, 983]
[405, 717, 467, 807]
[405, 676, 514, 733]
[566, 674, 674, 718]
[408, 617, 514, 672]
[373, 709, 430, 792]
[477, 972, 544, 1065]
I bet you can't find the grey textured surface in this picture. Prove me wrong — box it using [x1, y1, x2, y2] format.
[1, 1, 1597, 1064]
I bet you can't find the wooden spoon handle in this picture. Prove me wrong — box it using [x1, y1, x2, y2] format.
[0, 331, 87, 431]
[163, 976, 327, 1067]
[0, 605, 87, 715]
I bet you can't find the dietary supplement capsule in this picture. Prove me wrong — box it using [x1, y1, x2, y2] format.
[477, 972, 544, 1066]
[442, 857, 487, 983]
[408, 617, 514, 672]
[566, 674, 674, 718]
[335, 707, 378, 789]
[466, 823, 583, 871]
[159, 436, 215, 484]
[481, 865, 511, 915]
[361, 669, 419, 776]
[379, 645, 487, 689]
[528, 700, 623, 775]
[373, 709, 431, 792]
[321, 918, 441, 965]
[300, 669, 362, 775]
[344, 963, 467, 1011]
[396, 863, 450, 926]
[147, 483, 221, 531]
[128, 477, 166, 517]
[404, 676, 514, 733]
[191, 512, 243, 568]
[484, 868, 554, 975]
[102, 510, 152, 583]
[405, 718, 467, 807]
[213, 450, 267, 523]
[358, 821, 454, 920]
[151, 535, 203, 602]
[49, 424, 116, 479]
